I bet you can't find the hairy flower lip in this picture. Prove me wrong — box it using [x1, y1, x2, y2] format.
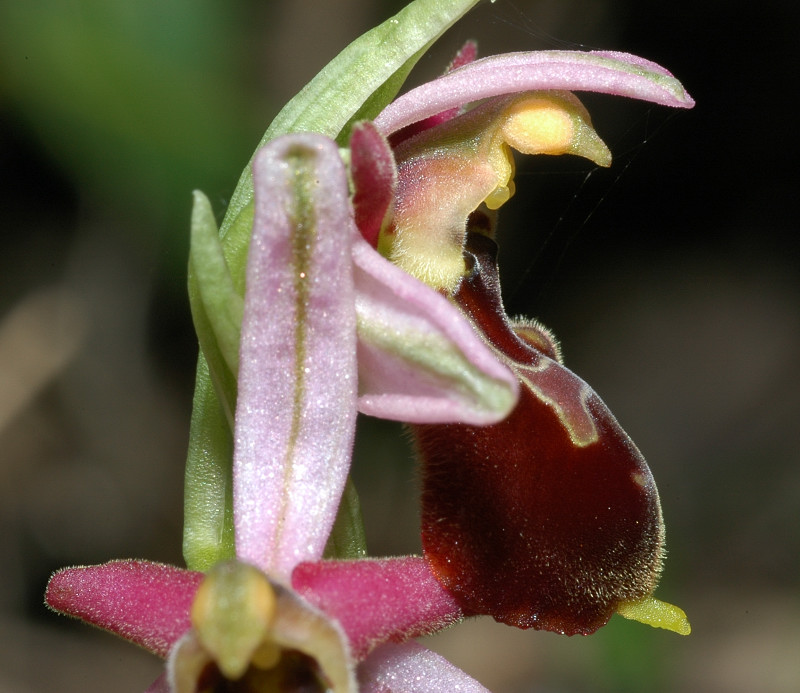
[375, 49, 694, 136]
[412, 232, 691, 636]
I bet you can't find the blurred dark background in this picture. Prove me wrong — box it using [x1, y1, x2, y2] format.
[1, 0, 797, 691]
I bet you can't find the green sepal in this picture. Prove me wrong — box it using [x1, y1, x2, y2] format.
[186, 192, 241, 429]
[335, 45, 427, 147]
[183, 355, 236, 572]
[323, 478, 368, 560]
[189, 190, 244, 378]
[184, 192, 242, 570]
[218, 198, 254, 296]
[183, 194, 254, 569]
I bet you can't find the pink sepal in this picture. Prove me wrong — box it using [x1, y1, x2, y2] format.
[358, 641, 490, 692]
[45, 560, 202, 658]
[235, 134, 358, 580]
[376, 49, 694, 135]
[292, 556, 464, 660]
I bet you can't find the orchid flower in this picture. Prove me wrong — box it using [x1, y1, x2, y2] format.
[45, 0, 695, 690]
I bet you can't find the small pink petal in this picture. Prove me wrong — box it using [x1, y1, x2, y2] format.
[144, 674, 171, 693]
[375, 50, 694, 135]
[447, 40, 478, 72]
[358, 641, 490, 692]
[390, 40, 480, 145]
[351, 237, 518, 425]
[45, 560, 202, 658]
[235, 134, 358, 579]
[292, 556, 463, 660]
[351, 121, 397, 247]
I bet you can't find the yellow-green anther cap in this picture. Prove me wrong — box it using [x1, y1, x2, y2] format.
[381, 91, 611, 292]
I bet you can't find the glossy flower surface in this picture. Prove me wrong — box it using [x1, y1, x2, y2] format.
[415, 230, 670, 634]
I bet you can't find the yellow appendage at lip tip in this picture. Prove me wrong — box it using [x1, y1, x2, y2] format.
[617, 595, 691, 635]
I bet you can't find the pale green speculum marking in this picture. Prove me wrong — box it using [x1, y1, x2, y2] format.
[517, 368, 598, 448]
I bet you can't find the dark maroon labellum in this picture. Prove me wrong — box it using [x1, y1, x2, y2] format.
[414, 232, 664, 635]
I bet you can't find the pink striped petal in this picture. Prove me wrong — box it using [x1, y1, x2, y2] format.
[375, 50, 694, 135]
[358, 641, 490, 692]
[234, 134, 358, 579]
[292, 556, 463, 660]
[352, 237, 518, 425]
[45, 560, 202, 658]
